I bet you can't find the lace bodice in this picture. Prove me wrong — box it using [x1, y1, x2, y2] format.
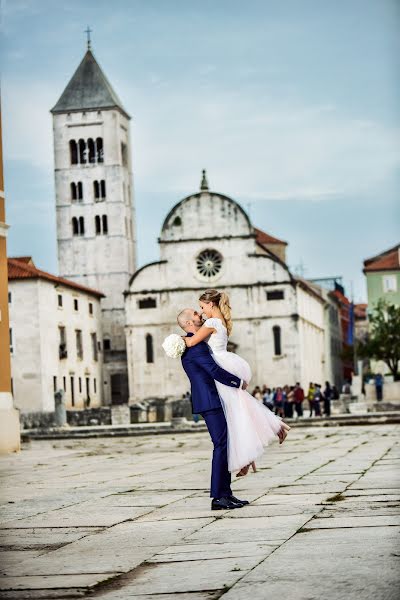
[204, 318, 228, 353]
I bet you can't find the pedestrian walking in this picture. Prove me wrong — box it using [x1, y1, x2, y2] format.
[273, 387, 285, 418]
[307, 382, 315, 417]
[375, 373, 384, 401]
[286, 386, 295, 418]
[323, 381, 332, 417]
[313, 384, 322, 417]
[294, 382, 304, 417]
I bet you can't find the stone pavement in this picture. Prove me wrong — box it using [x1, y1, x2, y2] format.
[0, 425, 399, 599]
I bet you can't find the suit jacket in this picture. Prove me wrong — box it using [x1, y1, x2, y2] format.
[181, 333, 241, 414]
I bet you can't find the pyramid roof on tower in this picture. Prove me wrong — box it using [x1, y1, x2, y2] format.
[51, 49, 130, 118]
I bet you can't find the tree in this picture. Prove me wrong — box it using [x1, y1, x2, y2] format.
[358, 300, 400, 380]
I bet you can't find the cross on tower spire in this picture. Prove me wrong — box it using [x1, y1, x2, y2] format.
[84, 26, 92, 50]
[200, 169, 209, 191]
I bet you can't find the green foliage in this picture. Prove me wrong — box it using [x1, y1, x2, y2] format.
[358, 300, 400, 379]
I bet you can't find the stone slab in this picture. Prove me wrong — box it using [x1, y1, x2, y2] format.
[306, 514, 400, 529]
[0, 572, 120, 590]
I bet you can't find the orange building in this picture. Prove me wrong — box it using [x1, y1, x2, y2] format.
[0, 104, 20, 453]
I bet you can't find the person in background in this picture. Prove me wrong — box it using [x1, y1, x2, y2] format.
[331, 384, 340, 400]
[252, 386, 263, 401]
[286, 386, 295, 418]
[313, 383, 322, 417]
[307, 382, 315, 417]
[375, 373, 384, 401]
[294, 382, 304, 417]
[273, 386, 285, 418]
[323, 381, 332, 417]
[342, 380, 351, 394]
[263, 387, 274, 411]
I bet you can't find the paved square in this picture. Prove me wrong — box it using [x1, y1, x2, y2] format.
[0, 425, 399, 599]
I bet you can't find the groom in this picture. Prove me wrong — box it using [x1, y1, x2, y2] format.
[177, 308, 249, 510]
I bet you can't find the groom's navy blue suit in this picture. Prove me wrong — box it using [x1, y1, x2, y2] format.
[181, 333, 241, 499]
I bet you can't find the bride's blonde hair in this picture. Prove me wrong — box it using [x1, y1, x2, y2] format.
[199, 289, 233, 336]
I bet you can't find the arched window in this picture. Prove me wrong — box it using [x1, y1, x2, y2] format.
[77, 182, 83, 200]
[78, 139, 87, 164]
[71, 182, 77, 201]
[96, 137, 104, 163]
[79, 216, 85, 235]
[69, 140, 78, 165]
[102, 215, 108, 234]
[273, 325, 281, 356]
[94, 180, 100, 200]
[100, 180, 106, 198]
[87, 138, 95, 163]
[72, 217, 79, 235]
[146, 334, 154, 363]
[95, 215, 101, 234]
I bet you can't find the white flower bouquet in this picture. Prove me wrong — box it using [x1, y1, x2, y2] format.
[162, 334, 186, 358]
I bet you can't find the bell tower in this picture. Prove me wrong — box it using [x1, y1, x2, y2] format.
[51, 37, 136, 404]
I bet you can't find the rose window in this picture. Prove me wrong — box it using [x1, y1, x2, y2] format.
[196, 249, 223, 278]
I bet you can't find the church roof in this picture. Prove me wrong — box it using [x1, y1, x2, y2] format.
[254, 227, 287, 246]
[8, 257, 105, 299]
[51, 49, 130, 118]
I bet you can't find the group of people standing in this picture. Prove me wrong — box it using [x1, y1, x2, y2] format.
[252, 381, 340, 419]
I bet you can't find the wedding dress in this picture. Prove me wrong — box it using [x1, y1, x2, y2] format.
[205, 317, 284, 473]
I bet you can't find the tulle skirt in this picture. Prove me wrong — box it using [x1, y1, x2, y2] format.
[212, 350, 283, 473]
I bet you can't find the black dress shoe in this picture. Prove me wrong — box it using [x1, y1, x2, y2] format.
[211, 497, 243, 510]
[229, 495, 249, 505]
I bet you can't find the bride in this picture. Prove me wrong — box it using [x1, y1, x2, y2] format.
[183, 288, 290, 476]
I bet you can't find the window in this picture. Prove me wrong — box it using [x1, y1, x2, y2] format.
[138, 297, 157, 309]
[89, 302, 93, 315]
[58, 294, 63, 307]
[103, 338, 111, 351]
[69, 140, 78, 165]
[94, 378, 97, 394]
[85, 377, 91, 406]
[72, 217, 84, 236]
[88, 138, 96, 163]
[383, 275, 397, 293]
[95, 214, 108, 235]
[172, 216, 182, 226]
[100, 180, 106, 199]
[96, 137, 104, 163]
[78, 139, 87, 164]
[8, 291, 11, 303]
[121, 142, 127, 166]
[59, 326, 67, 358]
[9, 328, 13, 354]
[74, 298, 79, 311]
[63, 376, 66, 392]
[70, 376, 75, 406]
[196, 249, 223, 278]
[267, 290, 284, 301]
[77, 182, 83, 200]
[91, 332, 98, 361]
[76, 329, 83, 359]
[71, 182, 77, 201]
[146, 333, 154, 364]
[94, 180, 106, 201]
[273, 325, 282, 356]
[79, 377, 82, 393]
[53, 376, 57, 392]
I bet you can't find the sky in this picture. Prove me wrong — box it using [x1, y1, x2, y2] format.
[2, 0, 399, 302]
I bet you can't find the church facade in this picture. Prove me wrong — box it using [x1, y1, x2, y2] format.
[125, 172, 337, 403]
[51, 45, 136, 404]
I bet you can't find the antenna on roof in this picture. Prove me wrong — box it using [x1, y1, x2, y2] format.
[84, 25, 92, 50]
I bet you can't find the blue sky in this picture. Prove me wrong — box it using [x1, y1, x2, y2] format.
[2, 0, 399, 301]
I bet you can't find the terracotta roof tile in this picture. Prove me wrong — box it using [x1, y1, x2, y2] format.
[8, 257, 105, 299]
[363, 245, 400, 272]
[254, 227, 287, 246]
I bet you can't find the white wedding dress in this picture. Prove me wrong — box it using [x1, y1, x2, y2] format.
[205, 317, 284, 473]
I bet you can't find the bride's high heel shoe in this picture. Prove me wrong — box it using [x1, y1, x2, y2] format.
[278, 425, 289, 444]
[251, 461, 257, 472]
[236, 464, 250, 477]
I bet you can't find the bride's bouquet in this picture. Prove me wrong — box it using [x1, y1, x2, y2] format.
[162, 334, 186, 358]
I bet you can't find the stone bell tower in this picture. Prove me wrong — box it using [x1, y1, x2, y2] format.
[51, 34, 136, 404]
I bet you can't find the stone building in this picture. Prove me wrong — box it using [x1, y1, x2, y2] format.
[125, 172, 340, 402]
[51, 43, 136, 405]
[8, 257, 104, 413]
